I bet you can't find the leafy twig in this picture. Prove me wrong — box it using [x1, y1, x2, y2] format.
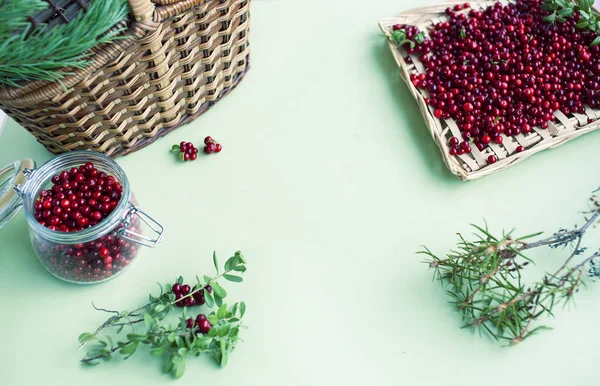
[78, 251, 248, 379]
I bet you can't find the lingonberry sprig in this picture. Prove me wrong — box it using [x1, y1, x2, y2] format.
[171, 141, 199, 162]
[388, 24, 425, 49]
[78, 251, 247, 378]
[203, 136, 222, 155]
[543, 0, 600, 45]
[421, 191, 600, 345]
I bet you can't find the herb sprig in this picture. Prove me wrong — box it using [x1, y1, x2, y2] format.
[543, 0, 600, 45]
[388, 29, 425, 49]
[79, 251, 247, 379]
[421, 192, 600, 345]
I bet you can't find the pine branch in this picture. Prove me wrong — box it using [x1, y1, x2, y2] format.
[0, 0, 130, 88]
[422, 191, 600, 345]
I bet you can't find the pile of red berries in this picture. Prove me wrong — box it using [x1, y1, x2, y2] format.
[34, 162, 122, 232]
[31, 162, 140, 283]
[400, 0, 600, 160]
[203, 136, 222, 154]
[185, 314, 213, 334]
[175, 142, 199, 162]
[172, 282, 213, 308]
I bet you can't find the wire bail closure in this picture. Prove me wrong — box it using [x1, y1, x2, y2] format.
[118, 203, 164, 247]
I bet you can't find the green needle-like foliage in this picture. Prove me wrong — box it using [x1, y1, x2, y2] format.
[421, 192, 600, 345]
[0, 0, 130, 88]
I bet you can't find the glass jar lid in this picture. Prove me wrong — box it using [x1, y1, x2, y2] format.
[0, 159, 35, 230]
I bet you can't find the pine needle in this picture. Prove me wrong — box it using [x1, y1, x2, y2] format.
[0, 0, 130, 88]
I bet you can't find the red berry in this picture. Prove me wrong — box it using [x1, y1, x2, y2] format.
[516, 146, 526, 153]
[487, 155, 498, 164]
[434, 109, 443, 119]
[215, 143, 222, 153]
[204, 136, 213, 145]
[481, 135, 491, 144]
[198, 319, 212, 334]
[181, 284, 191, 295]
[204, 143, 216, 154]
[172, 283, 182, 294]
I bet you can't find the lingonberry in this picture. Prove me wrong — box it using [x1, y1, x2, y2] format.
[197, 319, 212, 334]
[516, 145, 526, 153]
[181, 284, 191, 295]
[172, 283, 182, 294]
[204, 143, 217, 154]
[205, 285, 212, 293]
[196, 314, 207, 324]
[186, 318, 194, 329]
[487, 155, 498, 164]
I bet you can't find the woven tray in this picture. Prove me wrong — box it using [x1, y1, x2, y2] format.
[0, 0, 250, 158]
[379, 0, 600, 181]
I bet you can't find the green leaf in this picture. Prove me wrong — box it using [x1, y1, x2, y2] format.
[154, 304, 166, 313]
[105, 335, 114, 349]
[557, 8, 574, 17]
[164, 354, 175, 373]
[225, 255, 241, 271]
[177, 276, 184, 284]
[119, 341, 139, 356]
[217, 304, 228, 319]
[591, 36, 600, 46]
[391, 30, 406, 43]
[207, 315, 219, 325]
[215, 295, 223, 307]
[78, 333, 96, 344]
[220, 340, 228, 367]
[195, 337, 212, 348]
[204, 290, 215, 308]
[116, 325, 124, 334]
[219, 324, 231, 337]
[168, 332, 176, 343]
[208, 327, 218, 337]
[173, 357, 186, 379]
[211, 282, 227, 299]
[171, 144, 180, 152]
[544, 12, 557, 23]
[213, 251, 220, 274]
[127, 334, 147, 343]
[144, 313, 153, 331]
[232, 265, 247, 272]
[151, 347, 164, 356]
[224, 274, 243, 283]
[240, 302, 246, 318]
[460, 29, 466, 39]
[576, 20, 589, 28]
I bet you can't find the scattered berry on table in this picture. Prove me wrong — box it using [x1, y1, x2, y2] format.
[171, 142, 199, 162]
[203, 136, 222, 155]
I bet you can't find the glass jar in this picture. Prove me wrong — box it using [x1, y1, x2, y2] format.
[0, 151, 164, 284]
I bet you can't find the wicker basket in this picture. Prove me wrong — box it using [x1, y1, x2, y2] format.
[379, 0, 600, 181]
[0, 0, 250, 157]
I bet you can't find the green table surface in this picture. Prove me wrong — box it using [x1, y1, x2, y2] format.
[2, 1, 600, 385]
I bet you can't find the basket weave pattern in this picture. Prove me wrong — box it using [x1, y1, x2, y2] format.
[379, 0, 600, 181]
[0, 0, 250, 157]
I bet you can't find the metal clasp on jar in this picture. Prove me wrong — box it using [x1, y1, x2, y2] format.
[118, 204, 164, 247]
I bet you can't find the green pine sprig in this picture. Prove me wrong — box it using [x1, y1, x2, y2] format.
[421, 193, 600, 345]
[542, 0, 600, 45]
[0, 0, 130, 88]
[78, 251, 248, 379]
